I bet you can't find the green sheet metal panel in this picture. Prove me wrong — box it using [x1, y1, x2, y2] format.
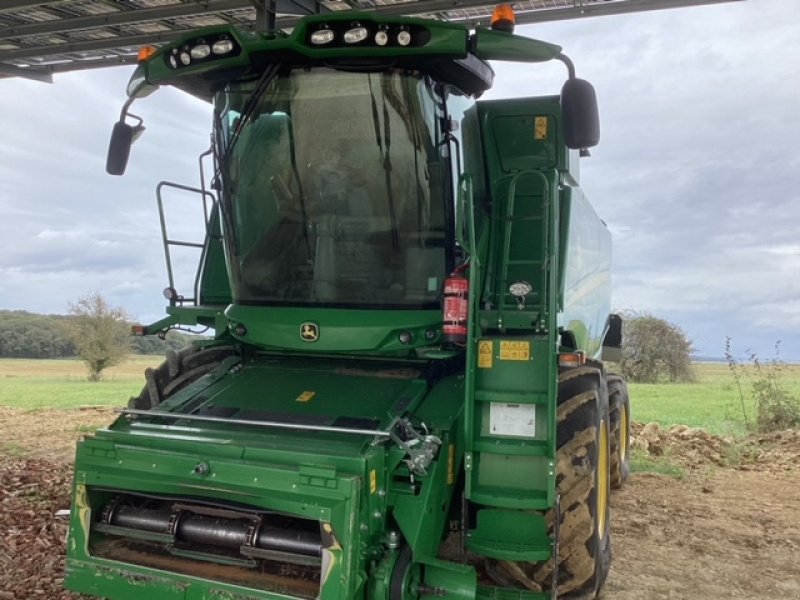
[559, 187, 611, 356]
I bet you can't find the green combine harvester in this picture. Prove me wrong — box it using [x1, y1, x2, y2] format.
[65, 4, 631, 599]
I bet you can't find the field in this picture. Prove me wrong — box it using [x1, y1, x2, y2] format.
[4, 357, 800, 433]
[1, 358, 799, 599]
[630, 362, 800, 436]
[0, 355, 159, 410]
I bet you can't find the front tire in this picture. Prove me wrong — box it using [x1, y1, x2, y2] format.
[608, 374, 631, 490]
[486, 365, 612, 598]
[129, 344, 235, 410]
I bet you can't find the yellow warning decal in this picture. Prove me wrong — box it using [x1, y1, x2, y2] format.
[447, 444, 455, 485]
[478, 340, 494, 368]
[499, 341, 531, 361]
[369, 469, 377, 494]
[296, 390, 316, 402]
[534, 116, 548, 140]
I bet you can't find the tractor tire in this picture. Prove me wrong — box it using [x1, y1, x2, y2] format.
[485, 365, 612, 599]
[128, 344, 235, 410]
[608, 374, 631, 490]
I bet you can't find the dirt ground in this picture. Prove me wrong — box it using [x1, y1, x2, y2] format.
[1, 409, 798, 599]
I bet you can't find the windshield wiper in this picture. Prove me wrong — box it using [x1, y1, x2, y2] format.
[368, 73, 400, 251]
[218, 62, 281, 172]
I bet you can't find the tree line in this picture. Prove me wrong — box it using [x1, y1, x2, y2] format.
[0, 309, 188, 359]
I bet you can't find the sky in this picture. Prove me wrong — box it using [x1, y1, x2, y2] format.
[0, 0, 798, 359]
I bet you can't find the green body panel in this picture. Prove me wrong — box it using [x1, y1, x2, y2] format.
[67, 356, 466, 599]
[198, 204, 233, 306]
[68, 12, 615, 600]
[472, 29, 561, 63]
[559, 187, 612, 357]
[131, 16, 470, 100]
[225, 306, 443, 354]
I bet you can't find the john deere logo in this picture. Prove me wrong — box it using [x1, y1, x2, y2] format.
[300, 322, 319, 342]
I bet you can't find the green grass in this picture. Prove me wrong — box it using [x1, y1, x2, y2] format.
[629, 447, 685, 479]
[3, 358, 799, 438]
[0, 356, 160, 410]
[628, 362, 800, 437]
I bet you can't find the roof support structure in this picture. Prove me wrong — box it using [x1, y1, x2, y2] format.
[0, 0, 745, 78]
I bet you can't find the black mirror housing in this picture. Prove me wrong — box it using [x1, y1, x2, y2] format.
[106, 121, 135, 176]
[561, 78, 600, 150]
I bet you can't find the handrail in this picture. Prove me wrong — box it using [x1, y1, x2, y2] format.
[495, 169, 550, 331]
[156, 180, 216, 305]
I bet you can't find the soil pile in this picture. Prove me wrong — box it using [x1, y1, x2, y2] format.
[631, 422, 800, 471]
[631, 422, 731, 467]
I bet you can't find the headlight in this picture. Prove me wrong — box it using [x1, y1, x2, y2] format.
[190, 43, 211, 59]
[212, 38, 235, 54]
[310, 28, 335, 45]
[343, 26, 368, 44]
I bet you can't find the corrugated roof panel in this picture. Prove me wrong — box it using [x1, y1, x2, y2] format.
[0, 0, 743, 80]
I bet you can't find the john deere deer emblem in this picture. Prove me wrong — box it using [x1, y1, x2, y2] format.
[300, 322, 319, 342]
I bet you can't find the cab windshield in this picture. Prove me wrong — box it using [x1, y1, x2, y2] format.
[214, 68, 450, 308]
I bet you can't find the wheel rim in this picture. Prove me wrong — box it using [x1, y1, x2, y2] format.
[597, 419, 609, 539]
[620, 404, 629, 462]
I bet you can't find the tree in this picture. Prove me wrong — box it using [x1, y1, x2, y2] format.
[67, 292, 131, 381]
[618, 313, 694, 383]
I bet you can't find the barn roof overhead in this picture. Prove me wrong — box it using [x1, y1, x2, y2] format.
[1, 0, 742, 82]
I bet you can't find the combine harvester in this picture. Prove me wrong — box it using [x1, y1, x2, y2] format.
[63, 2, 643, 598]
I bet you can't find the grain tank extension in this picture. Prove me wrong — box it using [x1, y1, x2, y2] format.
[66, 8, 631, 600]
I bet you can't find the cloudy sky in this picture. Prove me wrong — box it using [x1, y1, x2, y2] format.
[0, 0, 798, 359]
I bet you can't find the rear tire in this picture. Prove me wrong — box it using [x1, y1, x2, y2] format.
[129, 344, 235, 410]
[486, 366, 612, 598]
[608, 374, 631, 490]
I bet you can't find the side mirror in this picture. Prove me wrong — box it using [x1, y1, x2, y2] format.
[561, 78, 600, 150]
[106, 120, 144, 175]
[601, 313, 623, 362]
[106, 121, 133, 176]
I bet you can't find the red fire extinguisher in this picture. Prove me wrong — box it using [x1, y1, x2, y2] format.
[443, 271, 469, 345]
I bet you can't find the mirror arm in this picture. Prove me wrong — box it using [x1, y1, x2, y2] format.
[118, 96, 135, 122]
[118, 97, 144, 130]
[556, 52, 576, 80]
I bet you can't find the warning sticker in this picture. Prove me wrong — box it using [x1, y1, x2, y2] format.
[477, 340, 494, 368]
[499, 341, 531, 361]
[534, 116, 548, 140]
[296, 390, 316, 403]
[489, 403, 536, 438]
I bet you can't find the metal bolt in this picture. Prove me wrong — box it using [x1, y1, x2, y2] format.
[193, 462, 209, 476]
[386, 530, 401, 549]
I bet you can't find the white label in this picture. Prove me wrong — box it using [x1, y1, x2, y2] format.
[489, 403, 536, 438]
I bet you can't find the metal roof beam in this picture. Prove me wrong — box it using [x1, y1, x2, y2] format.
[0, 0, 745, 66]
[278, 0, 743, 26]
[0, 0, 65, 14]
[509, 0, 746, 26]
[0, 54, 137, 79]
[0, 0, 253, 39]
[0, 61, 53, 82]
[0, 30, 188, 62]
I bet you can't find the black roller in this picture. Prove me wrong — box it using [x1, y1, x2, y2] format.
[257, 524, 322, 557]
[104, 499, 322, 558]
[110, 505, 171, 533]
[177, 515, 251, 549]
